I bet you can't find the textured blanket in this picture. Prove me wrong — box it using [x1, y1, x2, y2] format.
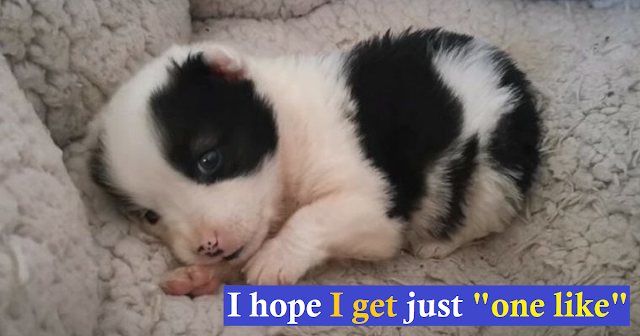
[1, 0, 639, 335]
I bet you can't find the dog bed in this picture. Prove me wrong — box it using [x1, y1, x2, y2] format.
[0, 0, 638, 335]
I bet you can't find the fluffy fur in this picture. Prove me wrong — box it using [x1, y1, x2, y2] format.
[89, 29, 540, 289]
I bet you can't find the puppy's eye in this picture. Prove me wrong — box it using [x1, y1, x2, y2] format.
[197, 149, 222, 175]
[142, 210, 160, 224]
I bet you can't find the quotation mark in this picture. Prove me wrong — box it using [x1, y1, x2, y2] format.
[612, 293, 626, 304]
[474, 292, 489, 304]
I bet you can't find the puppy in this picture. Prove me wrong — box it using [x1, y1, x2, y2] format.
[89, 29, 541, 295]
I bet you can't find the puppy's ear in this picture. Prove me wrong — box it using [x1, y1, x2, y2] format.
[202, 45, 245, 81]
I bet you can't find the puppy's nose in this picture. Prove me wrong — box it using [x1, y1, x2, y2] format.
[197, 235, 223, 257]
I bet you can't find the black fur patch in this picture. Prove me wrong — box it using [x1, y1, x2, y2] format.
[344, 29, 471, 220]
[149, 53, 278, 184]
[487, 52, 541, 194]
[432, 136, 479, 239]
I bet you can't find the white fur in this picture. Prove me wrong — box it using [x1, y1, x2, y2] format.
[243, 53, 403, 284]
[433, 41, 518, 144]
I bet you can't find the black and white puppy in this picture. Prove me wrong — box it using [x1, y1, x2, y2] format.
[90, 29, 540, 291]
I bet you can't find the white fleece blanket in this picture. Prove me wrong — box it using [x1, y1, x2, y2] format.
[1, 0, 639, 335]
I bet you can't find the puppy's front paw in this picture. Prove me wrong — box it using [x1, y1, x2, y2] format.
[159, 265, 221, 296]
[243, 238, 321, 285]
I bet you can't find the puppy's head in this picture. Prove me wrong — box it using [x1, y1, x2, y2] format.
[90, 45, 279, 266]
